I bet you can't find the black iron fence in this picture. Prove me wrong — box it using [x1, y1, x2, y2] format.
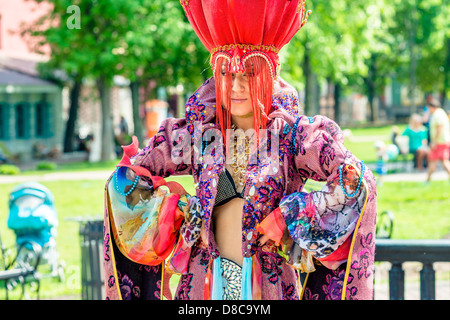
[375, 239, 450, 300]
[77, 219, 104, 300]
[75, 219, 449, 300]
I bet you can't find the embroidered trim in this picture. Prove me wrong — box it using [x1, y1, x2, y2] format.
[302, 10, 312, 27]
[212, 49, 279, 79]
[211, 43, 280, 55]
[341, 172, 370, 300]
[241, 50, 277, 79]
[211, 52, 232, 74]
[180, 0, 189, 8]
[106, 179, 124, 300]
[290, 116, 302, 154]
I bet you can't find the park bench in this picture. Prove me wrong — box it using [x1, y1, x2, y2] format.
[0, 240, 42, 299]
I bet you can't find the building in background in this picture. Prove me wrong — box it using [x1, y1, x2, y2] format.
[0, 0, 63, 162]
[0, 0, 135, 163]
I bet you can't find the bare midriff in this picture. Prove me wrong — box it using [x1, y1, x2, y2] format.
[212, 164, 244, 266]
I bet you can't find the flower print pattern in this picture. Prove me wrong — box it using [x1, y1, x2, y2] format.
[176, 162, 189, 173]
[139, 264, 160, 274]
[322, 269, 346, 300]
[325, 120, 340, 137]
[303, 262, 359, 300]
[256, 177, 283, 209]
[351, 232, 375, 280]
[190, 246, 211, 271]
[199, 179, 213, 216]
[303, 287, 319, 300]
[181, 196, 204, 246]
[107, 275, 115, 288]
[155, 279, 161, 299]
[304, 163, 327, 181]
[118, 273, 141, 300]
[185, 93, 207, 130]
[318, 133, 336, 168]
[242, 202, 258, 230]
[175, 273, 194, 300]
[281, 282, 298, 300]
[278, 131, 292, 162]
[259, 253, 284, 284]
[152, 131, 167, 149]
[293, 125, 308, 156]
[103, 231, 110, 262]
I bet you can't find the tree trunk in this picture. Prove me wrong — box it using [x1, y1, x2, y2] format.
[63, 79, 82, 152]
[130, 80, 144, 147]
[304, 49, 319, 116]
[365, 53, 378, 123]
[406, 3, 417, 111]
[334, 82, 341, 124]
[442, 36, 450, 107]
[97, 76, 115, 161]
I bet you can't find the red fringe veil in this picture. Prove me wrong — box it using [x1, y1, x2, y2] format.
[214, 55, 274, 152]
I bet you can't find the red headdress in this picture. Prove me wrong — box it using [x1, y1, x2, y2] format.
[181, 0, 310, 141]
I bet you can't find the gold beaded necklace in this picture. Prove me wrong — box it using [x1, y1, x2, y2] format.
[229, 123, 253, 190]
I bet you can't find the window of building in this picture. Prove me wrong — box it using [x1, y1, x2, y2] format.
[0, 102, 10, 140]
[15, 102, 31, 139]
[35, 101, 52, 138]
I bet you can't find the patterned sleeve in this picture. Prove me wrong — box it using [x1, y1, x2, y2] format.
[279, 115, 372, 260]
[132, 117, 193, 178]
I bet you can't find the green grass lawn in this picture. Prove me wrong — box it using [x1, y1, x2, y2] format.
[0, 179, 106, 299]
[0, 174, 448, 299]
[19, 159, 119, 175]
[376, 180, 450, 239]
[342, 124, 408, 163]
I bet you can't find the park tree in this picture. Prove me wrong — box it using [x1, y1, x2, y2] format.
[358, 0, 398, 122]
[282, 0, 448, 122]
[123, 0, 209, 145]
[21, 0, 209, 158]
[385, 0, 449, 108]
[21, 0, 141, 160]
[414, 0, 449, 105]
[20, 1, 89, 153]
[283, 0, 379, 120]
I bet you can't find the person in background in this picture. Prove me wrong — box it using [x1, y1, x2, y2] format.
[422, 101, 431, 144]
[402, 113, 428, 170]
[426, 99, 450, 183]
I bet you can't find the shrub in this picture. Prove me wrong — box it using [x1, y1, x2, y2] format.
[0, 164, 21, 175]
[36, 161, 57, 171]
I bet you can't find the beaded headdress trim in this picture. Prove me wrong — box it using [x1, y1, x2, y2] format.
[211, 47, 279, 79]
[211, 44, 280, 55]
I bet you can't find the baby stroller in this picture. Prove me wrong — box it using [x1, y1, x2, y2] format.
[7, 182, 64, 282]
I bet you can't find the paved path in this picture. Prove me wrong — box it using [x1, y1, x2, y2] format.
[380, 169, 448, 182]
[0, 170, 113, 184]
[1, 167, 448, 300]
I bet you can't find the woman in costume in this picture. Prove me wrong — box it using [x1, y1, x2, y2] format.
[104, 0, 377, 300]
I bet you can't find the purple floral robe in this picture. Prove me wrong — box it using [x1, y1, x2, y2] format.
[103, 77, 377, 300]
